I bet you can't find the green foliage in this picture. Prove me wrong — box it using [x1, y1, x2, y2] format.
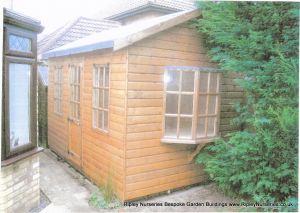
[88, 188, 121, 209]
[89, 172, 121, 209]
[194, 1, 298, 207]
[103, 171, 114, 204]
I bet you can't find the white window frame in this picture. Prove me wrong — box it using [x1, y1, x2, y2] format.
[162, 66, 221, 144]
[54, 65, 63, 115]
[92, 64, 109, 132]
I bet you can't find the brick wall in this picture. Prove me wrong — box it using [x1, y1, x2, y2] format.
[220, 72, 245, 137]
[0, 154, 40, 213]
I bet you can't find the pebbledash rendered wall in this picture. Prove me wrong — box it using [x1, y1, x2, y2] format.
[0, 154, 40, 212]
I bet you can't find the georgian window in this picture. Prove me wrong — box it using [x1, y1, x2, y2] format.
[92, 65, 109, 132]
[54, 66, 63, 115]
[162, 66, 221, 144]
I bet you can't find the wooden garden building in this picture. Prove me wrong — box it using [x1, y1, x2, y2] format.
[44, 9, 243, 201]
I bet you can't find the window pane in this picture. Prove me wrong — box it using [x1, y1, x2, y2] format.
[78, 69, 81, 84]
[104, 111, 108, 130]
[197, 117, 205, 137]
[93, 109, 98, 127]
[208, 95, 217, 114]
[93, 69, 98, 87]
[9, 34, 31, 52]
[93, 89, 98, 107]
[209, 73, 219, 93]
[198, 95, 207, 115]
[9, 63, 31, 150]
[99, 68, 104, 87]
[180, 94, 193, 115]
[207, 117, 216, 136]
[98, 111, 103, 128]
[165, 117, 177, 137]
[181, 71, 194, 92]
[199, 72, 209, 93]
[76, 86, 80, 102]
[179, 117, 192, 139]
[99, 89, 103, 108]
[166, 94, 178, 114]
[105, 68, 109, 87]
[59, 69, 63, 83]
[166, 71, 180, 91]
[104, 90, 109, 109]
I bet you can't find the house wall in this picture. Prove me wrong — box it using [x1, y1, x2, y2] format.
[0, 154, 40, 213]
[48, 49, 127, 199]
[124, 22, 244, 200]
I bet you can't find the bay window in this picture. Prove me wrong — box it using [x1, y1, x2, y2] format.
[162, 66, 221, 144]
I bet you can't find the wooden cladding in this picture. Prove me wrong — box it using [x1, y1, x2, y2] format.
[69, 65, 81, 121]
[54, 66, 63, 115]
[162, 68, 221, 144]
[92, 64, 109, 131]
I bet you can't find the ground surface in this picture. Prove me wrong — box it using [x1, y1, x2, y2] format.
[39, 149, 239, 212]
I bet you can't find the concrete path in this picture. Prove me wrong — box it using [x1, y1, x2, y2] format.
[40, 150, 99, 213]
[39, 149, 238, 212]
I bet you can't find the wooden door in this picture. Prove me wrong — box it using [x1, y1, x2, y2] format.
[68, 64, 82, 169]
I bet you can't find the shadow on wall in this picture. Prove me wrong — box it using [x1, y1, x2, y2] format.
[38, 64, 48, 148]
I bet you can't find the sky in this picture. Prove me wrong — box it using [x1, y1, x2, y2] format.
[3, 0, 123, 36]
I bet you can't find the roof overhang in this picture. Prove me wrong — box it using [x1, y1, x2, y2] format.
[43, 40, 114, 59]
[43, 9, 201, 59]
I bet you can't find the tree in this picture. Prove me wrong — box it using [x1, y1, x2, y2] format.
[194, 1, 298, 207]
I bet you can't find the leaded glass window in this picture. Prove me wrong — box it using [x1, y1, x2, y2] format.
[9, 34, 32, 53]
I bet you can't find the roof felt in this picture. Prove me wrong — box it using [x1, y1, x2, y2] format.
[102, 0, 196, 20]
[38, 17, 121, 58]
[43, 9, 200, 59]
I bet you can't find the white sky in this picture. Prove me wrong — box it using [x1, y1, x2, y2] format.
[3, 0, 123, 35]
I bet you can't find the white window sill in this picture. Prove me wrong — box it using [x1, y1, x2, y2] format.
[161, 136, 219, 144]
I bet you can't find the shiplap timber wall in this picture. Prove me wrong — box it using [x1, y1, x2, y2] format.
[125, 23, 211, 200]
[82, 50, 127, 200]
[124, 22, 243, 200]
[48, 49, 127, 200]
[48, 21, 244, 201]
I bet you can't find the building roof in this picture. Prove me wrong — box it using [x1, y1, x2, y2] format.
[103, 0, 196, 21]
[38, 17, 121, 58]
[43, 9, 200, 59]
[4, 8, 44, 33]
